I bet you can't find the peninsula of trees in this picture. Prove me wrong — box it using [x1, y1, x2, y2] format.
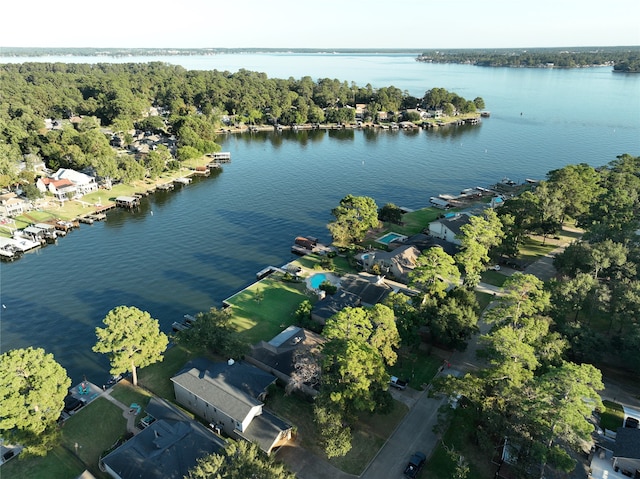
[0, 62, 484, 190]
[416, 46, 640, 72]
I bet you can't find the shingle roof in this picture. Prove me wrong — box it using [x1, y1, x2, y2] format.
[339, 273, 391, 306]
[171, 359, 276, 422]
[613, 427, 640, 459]
[101, 397, 225, 479]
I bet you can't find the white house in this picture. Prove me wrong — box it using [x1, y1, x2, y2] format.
[51, 168, 98, 195]
[36, 178, 77, 201]
[0, 193, 28, 217]
[428, 213, 472, 245]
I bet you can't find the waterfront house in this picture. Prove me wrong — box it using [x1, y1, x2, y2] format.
[246, 325, 325, 397]
[171, 358, 292, 454]
[100, 397, 225, 479]
[0, 193, 28, 217]
[311, 290, 361, 325]
[428, 213, 472, 245]
[368, 245, 421, 283]
[339, 273, 392, 307]
[51, 168, 98, 195]
[36, 178, 77, 201]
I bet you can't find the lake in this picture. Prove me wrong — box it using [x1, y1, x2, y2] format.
[1, 53, 639, 384]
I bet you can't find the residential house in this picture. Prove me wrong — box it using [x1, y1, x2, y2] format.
[428, 213, 472, 245]
[339, 273, 392, 307]
[101, 397, 225, 479]
[51, 168, 98, 195]
[311, 290, 361, 325]
[0, 193, 28, 217]
[246, 325, 325, 397]
[393, 233, 459, 257]
[36, 177, 77, 201]
[367, 245, 421, 283]
[612, 427, 640, 477]
[171, 358, 292, 454]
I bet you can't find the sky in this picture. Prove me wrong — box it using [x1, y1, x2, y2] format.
[2, 0, 639, 50]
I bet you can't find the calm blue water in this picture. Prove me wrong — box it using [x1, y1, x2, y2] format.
[1, 53, 639, 384]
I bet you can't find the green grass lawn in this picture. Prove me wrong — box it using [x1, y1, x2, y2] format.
[0, 445, 86, 479]
[60, 397, 128, 477]
[266, 387, 408, 475]
[475, 291, 495, 313]
[224, 275, 310, 343]
[390, 348, 442, 390]
[480, 270, 508, 287]
[137, 344, 197, 399]
[110, 381, 153, 411]
[517, 237, 559, 263]
[599, 400, 625, 431]
[394, 207, 447, 236]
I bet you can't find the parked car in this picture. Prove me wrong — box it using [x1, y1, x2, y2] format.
[390, 376, 408, 390]
[404, 451, 426, 478]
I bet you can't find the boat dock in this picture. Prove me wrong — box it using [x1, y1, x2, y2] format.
[173, 177, 192, 185]
[211, 152, 231, 162]
[156, 183, 175, 191]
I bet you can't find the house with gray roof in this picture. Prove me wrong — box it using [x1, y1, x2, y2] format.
[246, 325, 325, 397]
[101, 397, 225, 479]
[339, 273, 392, 307]
[369, 244, 421, 283]
[171, 358, 292, 454]
[311, 290, 361, 325]
[612, 427, 640, 476]
[428, 213, 472, 245]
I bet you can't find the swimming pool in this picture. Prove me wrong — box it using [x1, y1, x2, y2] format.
[376, 232, 407, 245]
[309, 273, 327, 289]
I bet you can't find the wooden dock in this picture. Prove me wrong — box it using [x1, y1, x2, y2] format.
[209, 152, 231, 162]
[173, 177, 192, 185]
[156, 183, 175, 191]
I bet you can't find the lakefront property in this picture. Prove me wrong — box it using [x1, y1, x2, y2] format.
[1, 53, 639, 479]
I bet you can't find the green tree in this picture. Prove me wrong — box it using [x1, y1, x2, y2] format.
[455, 209, 504, 288]
[187, 439, 296, 479]
[409, 246, 460, 304]
[378, 202, 403, 224]
[93, 306, 168, 386]
[0, 347, 71, 455]
[174, 307, 245, 359]
[327, 194, 379, 245]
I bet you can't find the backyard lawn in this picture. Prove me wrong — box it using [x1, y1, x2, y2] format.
[1, 445, 85, 479]
[60, 397, 128, 477]
[224, 275, 310, 343]
[137, 344, 199, 399]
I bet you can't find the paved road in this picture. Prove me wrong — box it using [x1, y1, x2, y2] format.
[362, 387, 447, 479]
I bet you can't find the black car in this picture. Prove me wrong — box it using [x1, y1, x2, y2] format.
[404, 451, 426, 478]
[404, 451, 427, 479]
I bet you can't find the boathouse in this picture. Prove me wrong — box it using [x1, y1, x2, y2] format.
[115, 196, 140, 208]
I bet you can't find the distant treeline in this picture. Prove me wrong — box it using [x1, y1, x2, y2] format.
[0, 47, 423, 57]
[416, 46, 640, 72]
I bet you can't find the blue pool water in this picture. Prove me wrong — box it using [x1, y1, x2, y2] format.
[309, 273, 327, 289]
[377, 232, 406, 245]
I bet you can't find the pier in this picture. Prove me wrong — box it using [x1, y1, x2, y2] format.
[173, 177, 192, 185]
